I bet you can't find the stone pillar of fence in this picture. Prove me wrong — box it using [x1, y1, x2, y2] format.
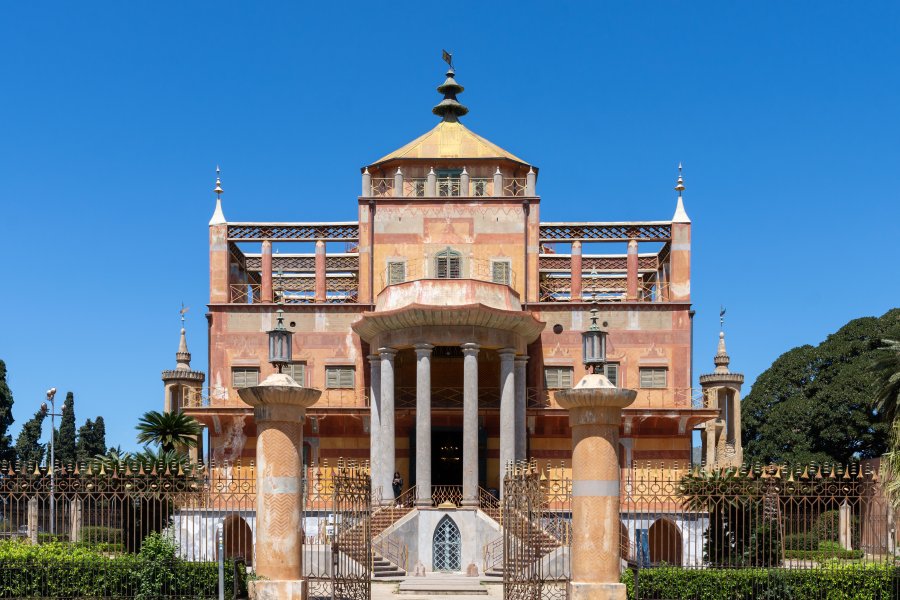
[840, 500, 852, 550]
[238, 373, 320, 600]
[69, 498, 83, 543]
[27, 497, 38, 545]
[556, 372, 636, 600]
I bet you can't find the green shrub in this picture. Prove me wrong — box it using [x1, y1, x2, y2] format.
[36, 533, 68, 544]
[784, 532, 819, 551]
[783, 548, 864, 561]
[623, 564, 894, 600]
[80, 525, 123, 544]
[0, 538, 244, 599]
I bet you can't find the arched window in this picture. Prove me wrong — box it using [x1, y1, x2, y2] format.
[434, 248, 461, 279]
[648, 518, 683, 566]
[432, 515, 462, 572]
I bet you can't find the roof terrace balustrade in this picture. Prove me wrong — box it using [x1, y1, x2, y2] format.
[368, 177, 526, 198]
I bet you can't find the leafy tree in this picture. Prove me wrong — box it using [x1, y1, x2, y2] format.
[742, 308, 900, 465]
[0, 361, 16, 462]
[135, 410, 201, 454]
[56, 391, 77, 466]
[15, 409, 47, 468]
[873, 338, 900, 506]
[76, 416, 107, 464]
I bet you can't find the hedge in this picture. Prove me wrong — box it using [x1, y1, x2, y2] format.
[0, 534, 246, 599]
[783, 548, 864, 561]
[623, 564, 897, 600]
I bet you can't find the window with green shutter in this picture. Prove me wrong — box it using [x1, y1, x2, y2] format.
[544, 366, 574, 389]
[491, 260, 511, 285]
[325, 366, 355, 389]
[604, 363, 620, 387]
[285, 362, 306, 386]
[388, 261, 406, 285]
[232, 368, 259, 389]
[639, 367, 667, 388]
[435, 248, 461, 279]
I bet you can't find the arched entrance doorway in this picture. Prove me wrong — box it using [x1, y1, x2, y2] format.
[648, 518, 682, 565]
[219, 515, 253, 566]
[432, 515, 461, 572]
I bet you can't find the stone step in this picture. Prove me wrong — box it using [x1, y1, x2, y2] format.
[398, 578, 488, 595]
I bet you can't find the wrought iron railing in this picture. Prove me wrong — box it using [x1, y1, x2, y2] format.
[431, 485, 463, 507]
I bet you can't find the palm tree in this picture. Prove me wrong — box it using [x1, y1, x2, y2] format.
[874, 339, 900, 424]
[135, 410, 201, 454]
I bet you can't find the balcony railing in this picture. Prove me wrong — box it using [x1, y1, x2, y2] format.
[379, 258, 516, 289]
[368, 177, 527, 198]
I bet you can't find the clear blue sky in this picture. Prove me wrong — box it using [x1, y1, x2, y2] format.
[1, 2, 898, 452]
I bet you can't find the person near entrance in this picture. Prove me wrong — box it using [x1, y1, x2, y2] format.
[392, 471, 404, 506]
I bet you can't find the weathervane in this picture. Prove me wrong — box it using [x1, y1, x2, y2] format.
[180, 302, 189, 325]
[675, 163, 685, 197]
[214, 165, 223, 197]
[720, 306, 726, 331]
[442, 49, 453, 69]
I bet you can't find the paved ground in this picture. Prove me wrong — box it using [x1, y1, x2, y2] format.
[373, 575, 503, 600]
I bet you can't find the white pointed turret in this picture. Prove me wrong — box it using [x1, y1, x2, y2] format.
[671, 162, 691, 223]
[176, 328, 191, 371]
[209, 166, 226, 225]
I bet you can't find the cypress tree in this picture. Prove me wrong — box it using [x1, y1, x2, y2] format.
[15, 409, 47, 468]
[0, 361, 15, 463]
[76, 416, 107, 463]
[56, 391, 77, 467]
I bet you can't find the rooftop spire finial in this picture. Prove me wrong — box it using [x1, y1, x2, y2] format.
[176, 304, 191, 370]
[433, 50, 468, 122]
[674, 162, 685, 197]
[671, 162, 691, 224]
[209, 165, 226, 225]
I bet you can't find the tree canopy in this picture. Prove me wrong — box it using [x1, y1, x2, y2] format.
[76, 416, 107, 464]
[56, 391, 77, 466]
[15, 409, 46, 467]
[742, 308, 900, 465]
[0, 361, 15, 463]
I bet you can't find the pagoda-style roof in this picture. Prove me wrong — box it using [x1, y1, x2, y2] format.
[368, 120, 530, 168]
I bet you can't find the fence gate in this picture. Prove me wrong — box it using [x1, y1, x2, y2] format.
[503, 461, 571, 600]
[305, 461, 371, 600]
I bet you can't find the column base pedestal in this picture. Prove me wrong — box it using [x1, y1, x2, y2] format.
[250, 579, 307, 600]
[568, 581, 626, 600]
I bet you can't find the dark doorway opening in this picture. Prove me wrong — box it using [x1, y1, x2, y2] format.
[432, 429, 463, 486]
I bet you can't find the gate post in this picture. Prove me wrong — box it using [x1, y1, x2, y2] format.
[239, 373, 320, 600]
[556, 369, 635, 600]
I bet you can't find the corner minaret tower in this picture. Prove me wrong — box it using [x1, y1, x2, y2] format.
[699, 317, 744, 469]
[161, 308, 206, 413]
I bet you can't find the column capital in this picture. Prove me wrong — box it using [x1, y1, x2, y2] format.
[498, 347, 517, 360]
[514, 355, 529, 365]
[414, 343, 434, 356]
[378, 347, 398, 360]
[367, 353, 381, 362]
[461, 342, 480, 356]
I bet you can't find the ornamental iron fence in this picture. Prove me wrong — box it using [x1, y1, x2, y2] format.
[0, 458, 370, 600]
[504, 461, 900, 600]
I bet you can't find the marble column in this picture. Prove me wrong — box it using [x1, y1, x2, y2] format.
[556, 374, 636, 600]
[461, 343, 480, 507]
[379, 348, 397, 506]
[415, 343, 434, 507]
[514, 356, 528, 461]
[368, 354, 382, 503]
[238, 374, 319, 600]
[498, 348, 517, 496]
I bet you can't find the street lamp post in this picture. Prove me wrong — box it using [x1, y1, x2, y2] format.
[41, 388, 60, 536]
